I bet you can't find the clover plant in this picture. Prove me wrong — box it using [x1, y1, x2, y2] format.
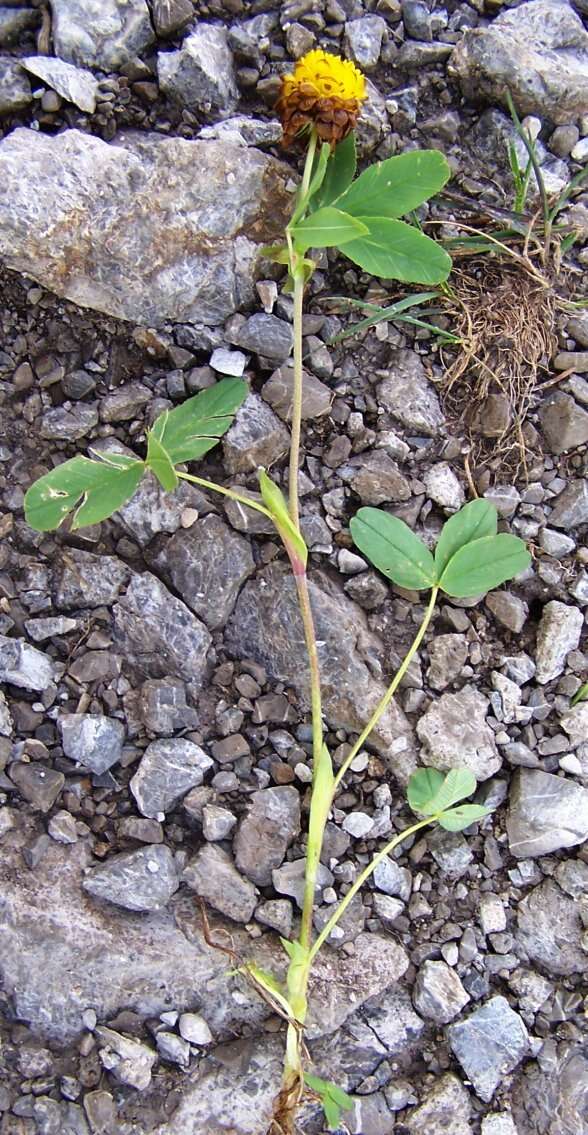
[24, 49, 531, 1135]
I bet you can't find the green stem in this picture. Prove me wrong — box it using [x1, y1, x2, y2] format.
[333, 586, 439, 793]
[288, 271, 305, 530]
[176, 471, 272, 520]
[289, 132, 318, 228]
[309, 814, 440, 962]
[295, 572, 324, 953]
[287, 134, 318, 530]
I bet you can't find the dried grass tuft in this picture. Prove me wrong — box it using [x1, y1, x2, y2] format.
[437, 259, 558, 480]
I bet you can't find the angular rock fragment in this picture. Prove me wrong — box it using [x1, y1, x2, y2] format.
[0, 635, 59, 691]
[377, 350, 444, 435]
[83, 845, 179, 912]
[413, 960, 470, 1024]
[9, 762, 64, 813]
[417, 685, 501, 779]
[53, 549, 130, 610]
[139, 678, 199, 736]
[130, 738, 213, 819]
[158, 24, 238, 116]
[233, 786, 301, 886]
[340, 451, 411, 505]
[59, 714, 125, 775]
[449, 0, 588, 124]
[535, 600, 583, 684]
[405, 1074, 473, 1135]
[51, 0, 155, 71]
[113, 573, 211, 695]
[151, 515, 255, 630]
[183, 844, 258, 923]
[22, 55, 100, 113]
[507, 768, 588, 857]
[262, 365, 331, 420]
[0, 57, 32, 114]
[95, 1027, 156, 1090]
[516, 879, 587, 975]
[539, 391, 588, 454]
[222, 393, 290, 474]
[448, 996, 530, 1101]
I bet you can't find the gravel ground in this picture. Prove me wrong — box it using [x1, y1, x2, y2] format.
[0, 2, 587, 1134]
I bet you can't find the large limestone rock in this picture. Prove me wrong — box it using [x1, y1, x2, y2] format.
[225, 565, 417, 782]
[449, 0, 588, 125]
[0, 128, 291, 327]
[0, 819, 410, 1049]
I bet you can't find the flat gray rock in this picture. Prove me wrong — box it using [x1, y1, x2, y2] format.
[22, 55, 99, 113]
[225, 564, 417, 783]
[516, 879, 587, 975]
[113, 572, 211, 696]
[0, 634, 59, 691]
[117, 471, 196, 547]
[95, 1026, 156, 1090]
[377, 349, 444, 436]
[0, 833, 267, 1045]
[83, 845, 179, 912]
[535, 600, 584, 684]
[130, 738, 213, 819]
[405, 1074, 473, 1135]
[157, 24, 238, 116]
[262, 364, 332, 421]
[152, 1035, 283, 1135]
[233, 786, 301, 886]
[9, 762, 65, 813]
[150, 515, 255, 630]
[448, 996, 530, 1102]
[416, 685, 501, 779]
[0, 129, 291, 328]
[340, 451, 411, 505]
[0, 57, 32, 114]
[51, 0, 154, 70]
[53, 548, 130, 610]
[507, 768, 588, 857]
[413, 960, 470, 1024]
[59, 713, 126, 775]
[449, 0, 588, 124]
[183, 843, 258, 923]
[222, 393, 290, 474]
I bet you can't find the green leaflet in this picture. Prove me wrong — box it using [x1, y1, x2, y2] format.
[258, 469, 308, 568]
[439, 533, 532, 597]
[408, 767, 476, 815]
[340, 216, 452, 284]
[291, 206, 368, 252]
[350, 507, 436, 590]
[407, 768, 491, 831]
[434, 499, 497, 576]
[311, 132, 357, 211]
[334, 150, 451, 219]
[24, 453, 145, 532]
[25, 377, 248, 533]
[438, 804, 492, 831]
[571, 681, 588, 707]
[146, 431, 178, 491]
[149, 376, 248, 465]
[304, 1073, 354, 1131]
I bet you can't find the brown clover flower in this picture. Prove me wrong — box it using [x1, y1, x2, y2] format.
[276, 49, 366, 148]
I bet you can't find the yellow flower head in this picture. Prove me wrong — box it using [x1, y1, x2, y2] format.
[276, 49, 367, 148]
